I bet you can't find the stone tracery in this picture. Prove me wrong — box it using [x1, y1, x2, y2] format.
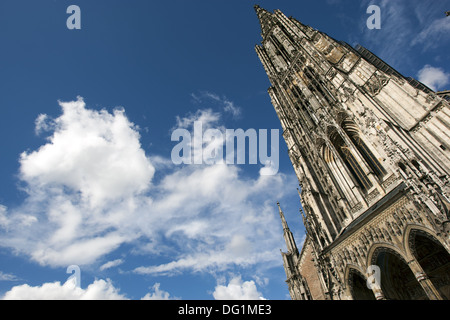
[255, 5, 450, 300]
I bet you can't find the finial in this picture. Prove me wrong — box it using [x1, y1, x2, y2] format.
[297, 187, 303, 200]
[277, 202, 290, 231]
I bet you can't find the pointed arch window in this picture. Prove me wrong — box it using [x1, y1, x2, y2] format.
[342, 119, 387, 179]
[270, 35, 290, 66]
[302, 67, 334, 105]
[340, 145, 373, 190]
[351, 135, 387, 178]
[330, 130, 373, 192]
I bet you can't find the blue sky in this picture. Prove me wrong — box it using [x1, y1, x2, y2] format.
[0, 0, 448, 300]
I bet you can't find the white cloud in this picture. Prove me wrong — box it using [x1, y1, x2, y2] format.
[172, 108, 225, 165]
[0, 205, 37, 231]
[358, 0, 413, 67]
[99, 259, 124, 271]
[134, 166, 288, 276]
[31, 232, 128, 267]
[356, 0, 449, 70]
[141, 283, 178, 300]
[0, 97, 295, 282]
[2, 278, 179, 300]
[0, 97, 155, 267]
[0, 271, 19, 282]
[190, 91, 241, 118]
[412, 17, 450, 50]
[175, 108, 221, 130]
[20, 96, 155, 208]
[34, 114, 55, 135]
[213, 276, 266, 300]
[417, 65, 450, 91]
[0, 205, 8, 228]
[2, 278, 127, 300]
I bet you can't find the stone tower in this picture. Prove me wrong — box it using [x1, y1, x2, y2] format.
[254, 6, 450, 300]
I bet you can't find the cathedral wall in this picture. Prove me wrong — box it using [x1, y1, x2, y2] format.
[299, 240, 327, 300]
[411, 103, 450, 174]
[325, 192, 450, 300]
[255, 6, 450, 300]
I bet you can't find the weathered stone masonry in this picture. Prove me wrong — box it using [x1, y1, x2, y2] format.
[255, 6, 450, 300]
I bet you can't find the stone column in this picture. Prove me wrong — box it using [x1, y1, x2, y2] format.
[407, 259, 443, 300]
[373, 289, 385, 300]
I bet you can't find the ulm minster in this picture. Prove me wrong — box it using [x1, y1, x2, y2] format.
[254, 6, 450, 300]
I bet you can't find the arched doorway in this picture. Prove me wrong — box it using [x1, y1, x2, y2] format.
[373, 248, 428, 300]
[410, 230, 450, 300]
[348, 268, 376, 300]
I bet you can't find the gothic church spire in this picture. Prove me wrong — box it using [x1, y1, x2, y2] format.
[277, 202, 299, 255]
[254, 5, 276, 39]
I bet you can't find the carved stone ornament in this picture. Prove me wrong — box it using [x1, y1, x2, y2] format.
[364, 72, 390, 96]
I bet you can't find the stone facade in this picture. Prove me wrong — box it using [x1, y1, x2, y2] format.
[254, 6, 450, 300]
